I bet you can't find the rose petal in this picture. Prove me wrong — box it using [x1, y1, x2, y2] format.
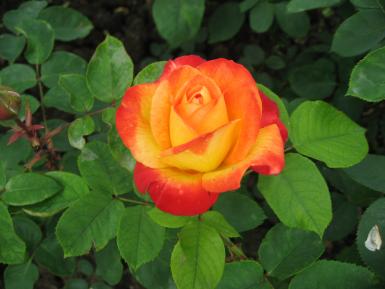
[198, 59, 262, 164]
[116, 83, 166, 168]
[161, 119, 240, 172]
[202, 124, 285, 192]
[134, 163, 218, 216]
[161, 55, 206, 79]
[260, 90, 288, 141]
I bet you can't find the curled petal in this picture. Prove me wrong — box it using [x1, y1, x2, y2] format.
[161, 55, 206, 79]
[260, 90, 288, 141]
[202, 124, 285, 192]
[198, 59, 262, 164]
[116, 83, 166, 168]
[161, 119, 240, 173]
[134, 163, 218, 216]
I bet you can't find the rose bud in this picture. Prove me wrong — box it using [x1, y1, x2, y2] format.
[0, 86, 21, 120]
[116, 56, 287, 216]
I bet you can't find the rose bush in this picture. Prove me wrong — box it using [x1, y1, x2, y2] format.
[116, 55, 287, 215]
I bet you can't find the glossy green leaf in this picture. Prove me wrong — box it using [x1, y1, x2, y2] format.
[39, 6, 93, 41]
[13, 216, 41, 253]
[357, 198, 385, 276]
[0, 201, 26, 264]
[152, 0, 205, 47]
[0, 34, 25, 63]
[201, 211, 240, 238]
[213, 192, 266, 232]
[95, 240, 123, 286]
[216, 260, 264, 289]
[148, 207, 191, 228]
[2, 1, 47, 33]
[259, 224, 324, 280]
[4, 261, 39, 289]
[344, 154, 385, 192]
[78, 259, 94, 276]
[289, 59, 336, 99]
[290, 101, 368, 168]
[41, 51, 87, 88]
[86, 35, 134, 103]
[24, 171, 89, 217]
[171, 221, 225, 289]
[134, 61, 166, 85]
[350, 0, 379, 8]
[16, 18, 54, 64]
[60, 74, 94, 112]
[348, 46, 385, 102]
[56, 192, 125, 257]
[35, 236, 76, 276]
[0, 160, 6, 190]
[258, 153, 332, 237]
[249, 0, 274, 33]
[43, 86, 73, 113]
[208, 2, 245, 43]
[78, 141, 133, 195]
[63, 279, 88, 289]
[331, 10, 385, 57]
[289, 260, 375, 289]
[275, 2, 310, 38]
[118, 206, 165, 270]
[68, 116, 95, 150]
[240, 0, 260, 12]
[0, 64, 36, 93]
[287, 0, 342, 12]
[3, 173, 61, 206]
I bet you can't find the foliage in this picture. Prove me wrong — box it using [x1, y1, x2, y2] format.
[0, 0, 385, 289]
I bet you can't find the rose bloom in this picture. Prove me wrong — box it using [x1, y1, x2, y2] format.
[116, 56, 287, 216]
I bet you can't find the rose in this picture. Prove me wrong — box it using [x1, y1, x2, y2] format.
[116, 56, 287, 216]
[0, 86, 21, 121]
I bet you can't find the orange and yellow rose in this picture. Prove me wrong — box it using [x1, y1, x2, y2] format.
[116, 55, 287, 216]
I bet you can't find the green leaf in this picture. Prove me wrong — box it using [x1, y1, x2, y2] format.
[78, 259, 94, 276]
[0, 160, 6, 190]
[201, 211, 240, 238]
[287, 0, 342, 12]
[344, 154, 385, 192]
[152, 0, 205, 47]
[240, 0, 260, 12]
[77, 141, 133, 195]
[249, 0, 274, 33]
[171, 221, 225, 289]
[117, 206, 165, 270]
[2, 1, 47, 33]
[16, 18, 54, 64]
[68, 116, 95, 150]
[275, 2, 310, 38]
[0, 201, 26, 264]
[258, 83, 290, 129]
[348, 46, 385, 102]
[107, 126, 136, 172]
[324, 194, 358, 241]
[0, 34, 25, 63]
[216, 260, 264, 289]
[41, 51, 87, 88]
[3, 173, 61, 206]
[35, 236, 76, 276]
[39, 6, 93, 41]
[4, 261, 39, 289]
[64, 279, 88, 289]
[13, 216, 42, 253]
[60, 74, 94, 112]
[95, 240, 123, 286]
[331, 10, 385, 57]
[357, 198, 385, 276]
[265, 55, 286, 70]
[0, 131, 32, 167]
[43, 86, 73, 113]
[258, 223, 324, 280]
[148, 207, 191, 228]
[0, 64, 36, 93]
[133, 61, 166, 85]
[258, 153, 332, 237]
[213, 192, 266, 232]
[350, 0, 379, 8]
[86, 35, 134, 103]
[56, 192, 125, 257]
[208, 2, 245, 43]
[290, 101, 368, 168]
[242, 44, 265, 66]
[24, 171, 89, 217]
[289, 260, 375, 289]
[289, 59, 336, 99]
